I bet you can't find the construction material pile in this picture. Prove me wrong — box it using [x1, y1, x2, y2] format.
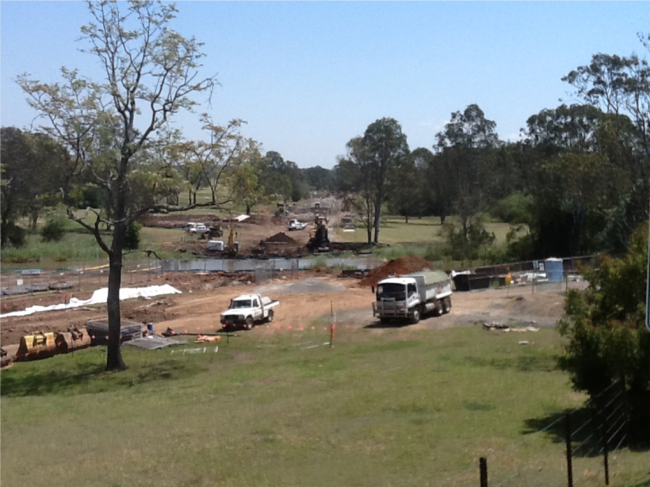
[263, 232, 298, 245]
[359, 255, 432, 288]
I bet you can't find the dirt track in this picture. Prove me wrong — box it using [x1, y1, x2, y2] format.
[0, 273, 568, 347]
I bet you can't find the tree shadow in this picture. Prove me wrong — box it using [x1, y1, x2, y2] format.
[1, 353, 206, 398]
[523, 405, 650, 458]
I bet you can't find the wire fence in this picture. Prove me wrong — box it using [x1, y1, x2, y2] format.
[0, 258, 162, 299]
[452, 255, 600, 295]
[439, 380, 632, 487]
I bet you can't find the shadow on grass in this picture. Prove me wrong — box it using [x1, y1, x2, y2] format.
[1, 351, 206, 398]
[523, 406, 650, 458]
[365, 320, 413, 329]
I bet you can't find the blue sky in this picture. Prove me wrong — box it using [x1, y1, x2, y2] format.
[1, 1, 648, 168]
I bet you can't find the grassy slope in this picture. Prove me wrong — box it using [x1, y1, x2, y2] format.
[2, 326, 647, 487]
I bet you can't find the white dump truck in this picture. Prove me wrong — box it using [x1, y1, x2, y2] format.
[372, 270, 452, 324]
[220, 294, 279, 330]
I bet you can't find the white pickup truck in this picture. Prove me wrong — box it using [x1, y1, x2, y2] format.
[220, 294, 280, 330]
[288, 219, 307, 231]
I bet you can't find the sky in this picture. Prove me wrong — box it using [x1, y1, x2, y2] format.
[1, 1, 649, 169]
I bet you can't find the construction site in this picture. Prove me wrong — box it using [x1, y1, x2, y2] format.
[138, 196, 366, 258]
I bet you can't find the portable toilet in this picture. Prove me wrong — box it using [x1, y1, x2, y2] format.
[545, 258, 564, 282]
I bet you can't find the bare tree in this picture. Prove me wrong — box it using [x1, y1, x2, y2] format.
[17, 0, 218, 371]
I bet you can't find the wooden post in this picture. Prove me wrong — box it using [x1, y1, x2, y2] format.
[479, 457, 488, 487]
[601, 401, 610, 485]
[330, 300, 335, 348]
[565, 414, 573, 487]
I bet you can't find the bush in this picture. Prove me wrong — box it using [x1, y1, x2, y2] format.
[6, 222, 27, 248]
[557, 223, 650, 444]
[440, 220, 495, 263]
[124, 221, 142, 250]
[491, 193, 533, 224]
[41, 214, 67, 242]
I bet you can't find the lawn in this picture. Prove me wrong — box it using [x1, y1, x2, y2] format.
[335, 216, 522, 246]
[2, 325, 647, 487]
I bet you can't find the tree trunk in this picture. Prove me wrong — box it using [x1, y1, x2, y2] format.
[246, 203, 251, 215]
[106, 222, 127, 371]
[373, 191, 382, 244]
[0, 223, 7, 247]
[106, 154, 129, 372]
[405, 215, 409, 224]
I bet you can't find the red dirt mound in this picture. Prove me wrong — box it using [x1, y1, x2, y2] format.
[360, 255, 432, 288]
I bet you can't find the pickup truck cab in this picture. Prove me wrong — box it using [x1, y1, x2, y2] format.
[220, 294, 280, 330]
[288, 219, 307, 231]
[189, 223, 209, 234]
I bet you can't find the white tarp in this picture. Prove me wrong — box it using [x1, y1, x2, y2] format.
[0, 284, 182, 318]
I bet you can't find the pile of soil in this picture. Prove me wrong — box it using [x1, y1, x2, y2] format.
[359, 255, 432, 288]
[264, 232, 298, 245]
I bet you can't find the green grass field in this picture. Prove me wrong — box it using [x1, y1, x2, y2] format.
[2, 326, 648, 487]
[334, 216, 520, 246]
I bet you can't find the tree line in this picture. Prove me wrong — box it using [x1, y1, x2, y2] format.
[332, 34, 650, 261]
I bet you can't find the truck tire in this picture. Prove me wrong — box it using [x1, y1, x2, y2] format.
[266, 310, 274, 323]
[410, 308, 421, 324]
[443, 297, 452, 314]
[245, 316, 255, 330]
[433, 300, 443, 316]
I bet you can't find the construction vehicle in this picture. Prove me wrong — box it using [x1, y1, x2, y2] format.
[307, 215, 330, 252]
[220, 294, 280, 330]
[288, 219, 307, 231]
[225, 226, 239, 256]
[372, 270, 452, 324]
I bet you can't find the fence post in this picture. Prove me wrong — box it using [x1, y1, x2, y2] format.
[565, 413, 573, 487]
[479, 457, 488, 487]
[601, 400, 610, 485]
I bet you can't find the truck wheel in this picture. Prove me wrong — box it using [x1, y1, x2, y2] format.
[443, 297, 452, 314]
[410, 308, 421, 324]
[266, 310, 274, 323]
[434, 300, 443, 316]
[245, 316, 255, 330]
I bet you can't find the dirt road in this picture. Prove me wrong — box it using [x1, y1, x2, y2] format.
[0, 274, 567, 347]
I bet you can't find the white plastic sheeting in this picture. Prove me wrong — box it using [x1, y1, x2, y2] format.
[0, 284, 182, 318]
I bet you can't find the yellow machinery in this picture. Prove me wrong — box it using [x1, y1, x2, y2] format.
[17, 331, 57, 360]
[226, 226, 238, 255]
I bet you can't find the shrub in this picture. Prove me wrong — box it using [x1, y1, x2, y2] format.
[557, 223, 650, 444]
[40, 214, 67, 242]
[440, 220, 495, 263]
[6, 222, 27, 248]
[124, 221, 142, 250]
[491, 192, 533, 224]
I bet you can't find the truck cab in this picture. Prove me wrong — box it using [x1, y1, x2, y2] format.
[288, 219, 306, 231]
[220, 293, 279, 330]
[372, 271, 452, 324]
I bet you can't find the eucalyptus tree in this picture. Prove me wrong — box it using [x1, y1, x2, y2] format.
[362, 118, 409, 243]
[17, 0, 218, 371]
[434, 104, 500, 239]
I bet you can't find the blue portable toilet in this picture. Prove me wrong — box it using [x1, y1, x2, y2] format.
[545, 258, 564, 282]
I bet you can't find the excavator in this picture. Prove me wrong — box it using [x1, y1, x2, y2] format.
[226, 225, 239, 256]
[307, 215, 329, 252]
